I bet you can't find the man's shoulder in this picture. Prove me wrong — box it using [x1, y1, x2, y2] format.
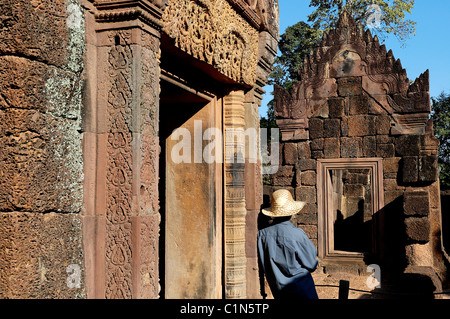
[258, 222, 306, 239]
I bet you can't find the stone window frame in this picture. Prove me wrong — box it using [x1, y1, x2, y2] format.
[317, 158, 384, 261]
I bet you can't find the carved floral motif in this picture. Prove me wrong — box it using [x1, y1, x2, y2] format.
[139, 32, 161, 298]
[105, 30, 134, 299]
[162, 0, 259, 85]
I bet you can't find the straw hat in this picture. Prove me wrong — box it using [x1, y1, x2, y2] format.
[262, 189, 306, 218]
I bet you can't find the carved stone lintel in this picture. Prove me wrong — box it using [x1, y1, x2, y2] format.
[102, 29, 161, 299]
[161, 0, 259, 86]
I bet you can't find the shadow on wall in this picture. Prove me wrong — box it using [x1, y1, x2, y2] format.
[362, 196, 436, 299]
[442, 191, 450, 256]
[334, 200, 372, 254]
[261, 187, 438, 299]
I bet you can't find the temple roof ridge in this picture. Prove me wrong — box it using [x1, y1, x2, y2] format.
[295, 11, 429, 95]
[275, 10, 431, 124]
[336, 9, 356, 28]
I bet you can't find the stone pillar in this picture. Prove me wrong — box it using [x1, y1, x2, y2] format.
[223, 90, 247, 299]
[243, 91, 264, 299]
[82, 0, 163, 299]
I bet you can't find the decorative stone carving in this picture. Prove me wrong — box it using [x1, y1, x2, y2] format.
[93, 0, 164, 31]
[83, 0, 163, 299]
[105, 33, 134, 299]
[162, 0, 259, 86]
[256, 0, 279, 38]
[139, 34, 161, 299]
[275, 11, 430, 138]
[98, 28, 162, 299]
[224, 90, 247, 299]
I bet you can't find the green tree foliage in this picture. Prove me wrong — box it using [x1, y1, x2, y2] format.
[269, 21, 322, 88]
[262, 21, 322, 129]
[309, 0, 416, 44]
[431, 92, 450, 189]
[269, 0, 416, 90]
[260, 99, 277, 129]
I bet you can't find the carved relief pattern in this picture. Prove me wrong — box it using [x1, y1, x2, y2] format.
[139, 213, 160, 299]
[223, 90, 247, 299]
[105, 30, 134, 299]
[162, 0, 259, 85]
[139, 32, 161, 299]
[276, 11, 430, 135]
[257, 0, 279, 37]
[140, 33, 160, 137]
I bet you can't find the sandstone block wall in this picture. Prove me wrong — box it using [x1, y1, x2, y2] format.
[0, 0, 85, 298]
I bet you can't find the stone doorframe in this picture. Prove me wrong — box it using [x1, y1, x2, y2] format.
[82, 0, 278, 299]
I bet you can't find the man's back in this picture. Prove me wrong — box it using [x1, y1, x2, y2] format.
[258, 220, 318, 298]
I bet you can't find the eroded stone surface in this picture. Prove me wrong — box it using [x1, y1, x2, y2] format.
[0, 0, 84, 213]
[0, 212, 85, 299]
[0, 0, 85, 298]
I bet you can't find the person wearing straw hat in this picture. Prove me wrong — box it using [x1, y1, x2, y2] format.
[257, 189, 319, 299]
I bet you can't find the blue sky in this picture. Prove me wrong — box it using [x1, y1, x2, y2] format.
[260, 0, 450, 118]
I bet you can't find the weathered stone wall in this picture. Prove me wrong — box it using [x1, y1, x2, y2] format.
[0, 0, 278, 299]
[0, 0, 85, 298]
[272, 12, 447, 298]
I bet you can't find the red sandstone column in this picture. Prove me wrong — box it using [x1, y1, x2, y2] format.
[82, 0, 163, 299]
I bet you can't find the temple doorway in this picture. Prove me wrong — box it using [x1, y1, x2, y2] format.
[159, 75, 223, 299]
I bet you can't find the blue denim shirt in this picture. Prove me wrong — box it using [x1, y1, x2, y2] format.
[257, 221, 319, 295]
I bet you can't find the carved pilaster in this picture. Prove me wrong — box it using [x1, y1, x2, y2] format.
[83, 0, 162, 299]
[104, 31, 134, 299]
[223, 90, 247, 299]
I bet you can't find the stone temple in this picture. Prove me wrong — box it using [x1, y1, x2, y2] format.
[269, 11, 449, 298]
[0, 1, 448, 299]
